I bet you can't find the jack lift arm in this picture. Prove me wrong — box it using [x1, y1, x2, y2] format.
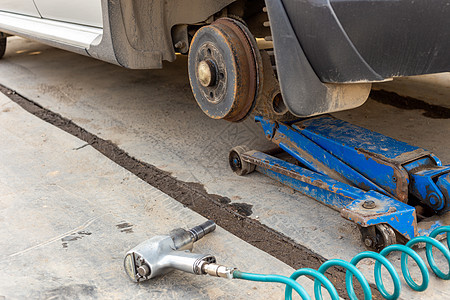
[229, 115, 450, 251]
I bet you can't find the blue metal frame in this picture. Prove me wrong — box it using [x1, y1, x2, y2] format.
[239, 116, 450, 240]
[244, 151, 417, 240]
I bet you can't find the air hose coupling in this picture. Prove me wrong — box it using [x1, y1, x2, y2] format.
[200, 262, 236, 279]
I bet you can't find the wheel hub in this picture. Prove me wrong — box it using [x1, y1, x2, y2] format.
[197, 60, 216, 88]
[196, 43, 227, 104]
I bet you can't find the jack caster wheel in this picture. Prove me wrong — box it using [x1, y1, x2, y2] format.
[360, 224, 396, 252]
[188, 18, 259, 122]
[229, 145, 255, 176]
[0, 33, 6, 59]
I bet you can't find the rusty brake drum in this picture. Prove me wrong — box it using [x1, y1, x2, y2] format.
[188, 18, 259, 122]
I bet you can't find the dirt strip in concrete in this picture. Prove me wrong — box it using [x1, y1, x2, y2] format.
[373, 73, 450, 109]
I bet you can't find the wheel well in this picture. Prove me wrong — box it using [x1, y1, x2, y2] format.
[227, 0, 271, 38]
[171, 0, 270, 54]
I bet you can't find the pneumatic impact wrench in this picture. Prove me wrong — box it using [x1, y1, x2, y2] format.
[124, 220, 235, 282]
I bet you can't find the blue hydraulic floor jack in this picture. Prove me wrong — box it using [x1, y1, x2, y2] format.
[229, 115, 450, 251]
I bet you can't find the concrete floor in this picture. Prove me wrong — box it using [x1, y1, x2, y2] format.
[0, 92, 317, 299]
[0, 37, 449, 299]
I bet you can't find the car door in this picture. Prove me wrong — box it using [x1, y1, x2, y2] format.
[0, 0, 41, 17]
[33, 0, 102, 28]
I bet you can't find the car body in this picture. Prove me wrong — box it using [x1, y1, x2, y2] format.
[0, 0, 449, 119]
